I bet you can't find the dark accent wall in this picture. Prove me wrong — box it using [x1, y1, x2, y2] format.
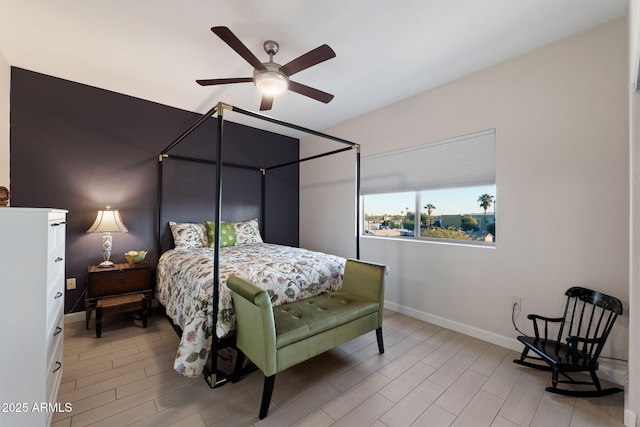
[10, 67, 299, 313]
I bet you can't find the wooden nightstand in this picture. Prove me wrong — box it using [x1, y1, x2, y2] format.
[85, 263, 152, 331]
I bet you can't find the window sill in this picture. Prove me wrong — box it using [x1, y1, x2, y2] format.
[361, 234, 496, 249]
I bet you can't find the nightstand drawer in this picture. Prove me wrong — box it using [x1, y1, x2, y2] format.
[87, 264, 151, 298]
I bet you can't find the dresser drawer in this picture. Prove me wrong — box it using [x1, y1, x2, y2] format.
[88, 266, 151, 298]
[48, 217, 66, 254]
[47, 247, 65, 293]
[47, 281, 64, 329]
[46, 312, 64, 360]
[46, 336, 63, 404]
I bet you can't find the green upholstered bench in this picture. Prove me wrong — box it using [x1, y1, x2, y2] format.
[227, 258, 387, 420]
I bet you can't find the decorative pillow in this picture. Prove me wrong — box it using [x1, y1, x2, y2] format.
[205, 221, 237, 247]
[234, 218, 263, 245]
[169, 221, 207, 249]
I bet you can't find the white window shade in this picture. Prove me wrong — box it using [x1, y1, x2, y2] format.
[361, 129, 496, 195]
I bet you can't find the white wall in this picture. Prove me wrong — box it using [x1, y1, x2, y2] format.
[0, 49, 8, 192]
[301, 19, 629, 384]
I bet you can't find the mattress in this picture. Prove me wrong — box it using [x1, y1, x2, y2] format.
[156, 242, 345, 377]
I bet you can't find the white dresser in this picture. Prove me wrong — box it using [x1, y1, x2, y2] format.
[0, 208, 67, 427]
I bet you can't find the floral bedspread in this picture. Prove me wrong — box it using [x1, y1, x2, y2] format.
[156, 243, 345, 377]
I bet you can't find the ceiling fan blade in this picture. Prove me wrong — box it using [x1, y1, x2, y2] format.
[260, 95, 274, 111]
[288, 81, 334, 103]
[196, 77, 253, 86]
[211, 26, 267, 71]
[279, 44, 336, 77]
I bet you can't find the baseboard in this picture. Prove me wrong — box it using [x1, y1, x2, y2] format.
[625, 409, 637, 427]
[384, 300, 627, 387]
[384, 301, 522, 352]
[64, 311, 86, 324]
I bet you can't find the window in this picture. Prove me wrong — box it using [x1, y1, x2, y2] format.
[361, 129, 496, 245]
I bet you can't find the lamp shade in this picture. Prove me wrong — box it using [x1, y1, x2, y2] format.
[86, 207, 128, 233]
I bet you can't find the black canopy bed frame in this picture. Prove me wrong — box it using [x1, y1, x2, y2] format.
[157, 102, 361, 388]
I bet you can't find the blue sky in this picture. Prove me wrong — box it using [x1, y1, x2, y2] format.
[364, 185, 496, 216]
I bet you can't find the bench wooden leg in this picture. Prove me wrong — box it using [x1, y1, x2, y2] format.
[232, 349, 245, 383]
[259, 375, 276, 420]
[376, 327, 384, 354]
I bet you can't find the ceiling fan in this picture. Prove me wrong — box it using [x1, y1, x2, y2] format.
[197, 26, 336, 111]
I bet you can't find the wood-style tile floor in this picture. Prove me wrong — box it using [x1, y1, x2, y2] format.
[53, 309, 625, 427]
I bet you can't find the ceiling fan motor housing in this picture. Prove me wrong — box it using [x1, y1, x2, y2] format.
[263, 40, 279, 56]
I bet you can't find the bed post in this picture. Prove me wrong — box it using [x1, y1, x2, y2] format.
[157, 154, 164, 256]
[261, 168, 266, 240]
[356, 144, 361, 260]
[204, 102, 228, 388]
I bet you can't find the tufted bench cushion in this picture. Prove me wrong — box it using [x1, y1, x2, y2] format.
[274, 292, 379, 348]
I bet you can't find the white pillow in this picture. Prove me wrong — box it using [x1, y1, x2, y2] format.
[234, 219, 263, 245]
[169, 222, 207, 249]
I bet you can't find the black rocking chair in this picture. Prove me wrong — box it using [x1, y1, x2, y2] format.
[513, 286, 623, 397]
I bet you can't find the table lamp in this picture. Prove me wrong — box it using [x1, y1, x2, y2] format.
[87, 206, 128, 268]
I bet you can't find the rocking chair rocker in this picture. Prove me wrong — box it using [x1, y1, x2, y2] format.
[513, 287, 623, 397]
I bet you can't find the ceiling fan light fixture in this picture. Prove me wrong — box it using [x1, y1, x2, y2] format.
[254, 68, 289, 96]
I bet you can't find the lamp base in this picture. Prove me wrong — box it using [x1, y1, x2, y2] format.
[98, 260, 115, 268]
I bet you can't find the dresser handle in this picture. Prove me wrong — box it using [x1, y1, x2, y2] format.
[55, 257, 64, 263]
[50, 221, 66, 227]
[54, 326, 62, 336]
[53, 362, 62, 373]
[54, 291, 63, 299]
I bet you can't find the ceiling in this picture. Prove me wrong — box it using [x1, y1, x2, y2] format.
[0, 0, 629, 133]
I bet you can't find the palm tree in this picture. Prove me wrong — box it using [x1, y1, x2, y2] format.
[424, 203, 436, 229]
[477, 194, 494, 234]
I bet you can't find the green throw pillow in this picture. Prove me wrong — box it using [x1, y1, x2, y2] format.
[205, 221, 237, 247]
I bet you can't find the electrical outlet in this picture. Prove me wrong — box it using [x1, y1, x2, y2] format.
[66, 277, 77, 290]
[511, 296, 522, 311]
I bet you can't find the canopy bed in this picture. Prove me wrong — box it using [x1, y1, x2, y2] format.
[157, 102, 361, 387]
